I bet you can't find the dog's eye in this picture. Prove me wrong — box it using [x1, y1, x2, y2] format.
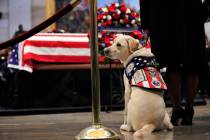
[117, 43, 121, 47]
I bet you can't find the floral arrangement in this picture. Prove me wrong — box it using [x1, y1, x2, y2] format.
[98, 30, 147, 56]
[97, 2, 141, 29]
[97, 2, 150, 63]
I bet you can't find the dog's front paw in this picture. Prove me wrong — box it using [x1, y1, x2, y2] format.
[120, 124, 132, 131]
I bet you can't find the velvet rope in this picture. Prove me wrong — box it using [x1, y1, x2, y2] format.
[0, 0, 81, 49]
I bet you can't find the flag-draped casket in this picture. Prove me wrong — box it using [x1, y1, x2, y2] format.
[8, 33, 105, 72]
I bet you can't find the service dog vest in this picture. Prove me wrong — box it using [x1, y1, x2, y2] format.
[125, 56, 167, 90]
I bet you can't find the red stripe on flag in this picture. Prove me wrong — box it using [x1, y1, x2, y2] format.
[23, 53, 105, 63]
[24, 41, 89, 48]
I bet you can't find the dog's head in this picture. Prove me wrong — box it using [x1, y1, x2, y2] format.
[104, 34, 142, 62]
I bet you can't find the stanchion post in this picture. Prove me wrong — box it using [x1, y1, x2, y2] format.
[75, 0, 120, 139]
[90, 0, 101, 124]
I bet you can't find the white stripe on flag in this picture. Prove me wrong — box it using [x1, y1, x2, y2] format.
[36, 33, 88, 36]
[27, 36, 89, 42]
[23, 46, 91, 56]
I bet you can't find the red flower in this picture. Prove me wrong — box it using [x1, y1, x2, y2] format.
[104, 37, 111, 45]
[108, 5, 116, 13]
[97, 14, 103, 21]
[121, 2, 126, 8]
[124, 18, 130, 24]
[136, 13, 140, 17]
[120, 6, 127, 13]
[105, 20, 112, 26]
[131, 12, 137, 18]
[111, 2, 116, 7]
[113, 13, 120, 19]
[130, 30, 143, 39]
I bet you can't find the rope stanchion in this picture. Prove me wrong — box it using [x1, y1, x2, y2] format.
[0, 0, 81, 49]
[75, 0, 119, 139]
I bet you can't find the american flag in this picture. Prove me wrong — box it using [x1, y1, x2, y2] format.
[8, 42, 31, 72]
[8, 33, 105, 72]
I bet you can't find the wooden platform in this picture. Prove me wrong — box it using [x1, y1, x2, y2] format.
[35, 63, 123, 70]
[0, 100, 210, 140]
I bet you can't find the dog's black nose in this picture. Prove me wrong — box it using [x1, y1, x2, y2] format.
[104, 48, 110, 56]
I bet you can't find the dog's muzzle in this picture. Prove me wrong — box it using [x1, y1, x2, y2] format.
[104, 48, 110, 56]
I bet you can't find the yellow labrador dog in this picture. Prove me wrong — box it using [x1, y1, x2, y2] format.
[104, 35, 173, 137]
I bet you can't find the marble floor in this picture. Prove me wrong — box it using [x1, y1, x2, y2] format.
[0, 100, 209, 140]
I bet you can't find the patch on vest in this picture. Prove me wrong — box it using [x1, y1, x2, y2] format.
[126, 62, 135, 76]
[132, 69, 147, 84]
[151, 80, 161, 88]
[148, 67, 156, 77]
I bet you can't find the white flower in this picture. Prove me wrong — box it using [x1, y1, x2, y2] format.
[107, 15, 112, 20]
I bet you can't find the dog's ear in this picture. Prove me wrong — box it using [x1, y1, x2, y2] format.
[133, 39, 141, 50]
[128, 37, 142, 52]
